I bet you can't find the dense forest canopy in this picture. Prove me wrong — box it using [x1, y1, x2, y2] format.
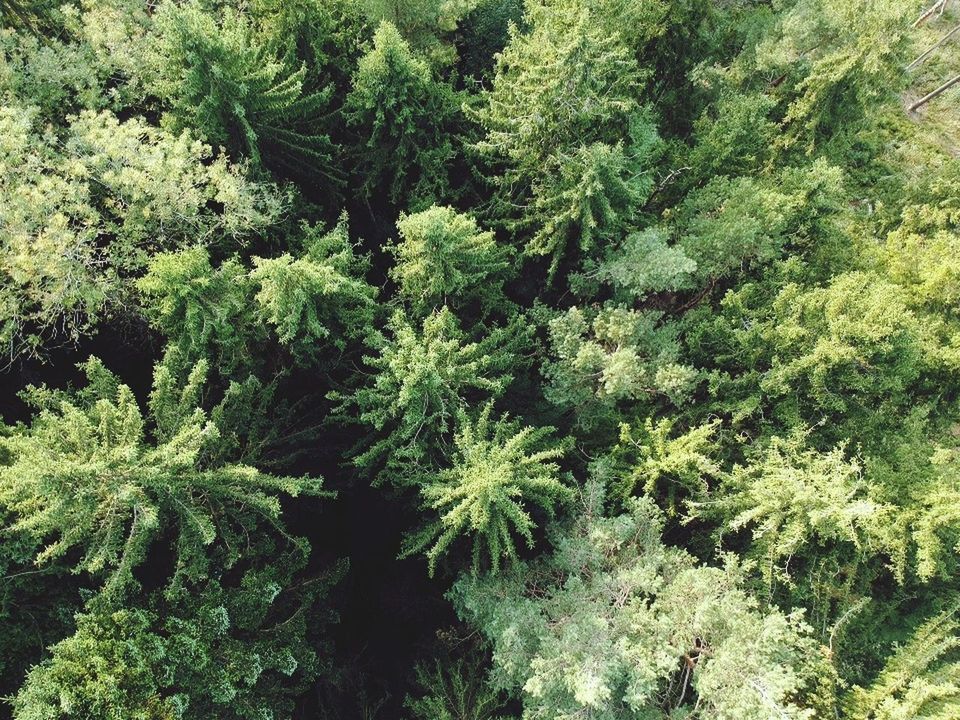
[4, 0, 960, 717]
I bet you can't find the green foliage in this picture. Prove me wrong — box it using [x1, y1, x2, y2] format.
[0, 104, 281, 361]
[541, 305, 697, 429]
[139, 216, 375, 371]
[472, 0, 661, 272]
[452, 479, 832, 719]
[0, 356, 329, 597]
[402, 403, 570, 576]
[344, 21, 459, 206]
[845, 605, 960, 720]
[405, 656, 510, 720]
[389, 205, 512, 318]
[752, 0, 910, 150]
[338, 307, 525, 486]
[693, 433, 883, 591]
[611, 417, 721, 513]
[150, 0, 341, 184]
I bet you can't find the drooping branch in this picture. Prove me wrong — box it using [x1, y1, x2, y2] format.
[914, 0, 952, 28]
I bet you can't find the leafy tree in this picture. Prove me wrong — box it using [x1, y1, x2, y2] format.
[402, 403, 570, 576]
[752, 0, 910, 150]
[405, 655, 511, 720]
[452, 479, 834, 719]
[344, 21, 459, 206]
[541, 305, 697, 430]
[138, 216, 375, 371]
[845, 605, 960, 720]
[0, 105, 281, 361]
[388, 205, 513, 318]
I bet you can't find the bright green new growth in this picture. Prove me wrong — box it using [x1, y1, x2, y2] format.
[389, 205, 512, 317]
[845, 605, 960, 720]
[139, 216, 375, 370]
[403, 403, 571, 576]
[0, 356, 328, 597]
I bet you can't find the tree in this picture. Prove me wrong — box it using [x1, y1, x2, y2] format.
[138, 216, 375, 372]
[335, 307, 525, 487]
[150, 0, 342, 185]
[0, 105, 282, 362]
[452, 479, 834, 719]
[388, 205, 513, 318]
[402, 403, 570, 576]
[344, 21, 459, 206]
[541, 305, 698, 430]
[0, 356, 329, 597]
[471, 0, 661, 273]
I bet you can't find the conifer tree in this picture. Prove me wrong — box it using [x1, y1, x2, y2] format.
[344, 21, 459, 206]
[150, 0, 342, 185]
[402, 403, 570, 576]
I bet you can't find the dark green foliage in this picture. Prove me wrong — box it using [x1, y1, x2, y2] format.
[151, 0, 342, 185]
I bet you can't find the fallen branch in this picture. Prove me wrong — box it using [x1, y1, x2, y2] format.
[914, 0, 950, 27]
[908, 21, 960, 70]
[909, 73, 960, 110]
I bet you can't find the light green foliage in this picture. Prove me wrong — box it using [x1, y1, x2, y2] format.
[12, 549, 338, 720]
[139, 216, 375, 370]
[694, 433, 883, 589]
[389, 205, 512, 317]
[402, 403, 570, 576]
[592, 228, 697, 300]
[846, 605, 960, 720]
[250, 216, 376, 361]
[453, 479, 830, 719]
[12, 609, 177, 720]
[344, 21, 458, 205]
[150, 0, 340, 183]
[472, 0, 660, 271]
[339, 307, 525, 486]
[689, 91, 778, 180]
[761, 273, 938, 419]
[753, 0, 910, 149]
[0, 27, 103, 117]
[361, 0, 478, 64]
[0, 105, 281, 360]
[611, 418, 721, 512]
[405, 657, 510, 720]
[138, 249, 257, 374]
[675, 161, 844, 282]
[542, 305, 697, 428]
[0, 356, 328, 596]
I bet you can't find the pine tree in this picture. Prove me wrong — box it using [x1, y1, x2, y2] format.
[150, 0, 343, 186]
[389, 205, 513, 318]
[0, 356, 330, 597]
[344, 20, 459, 206]
[402, 403, 571, 576]
[335, 307, 525, 487]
